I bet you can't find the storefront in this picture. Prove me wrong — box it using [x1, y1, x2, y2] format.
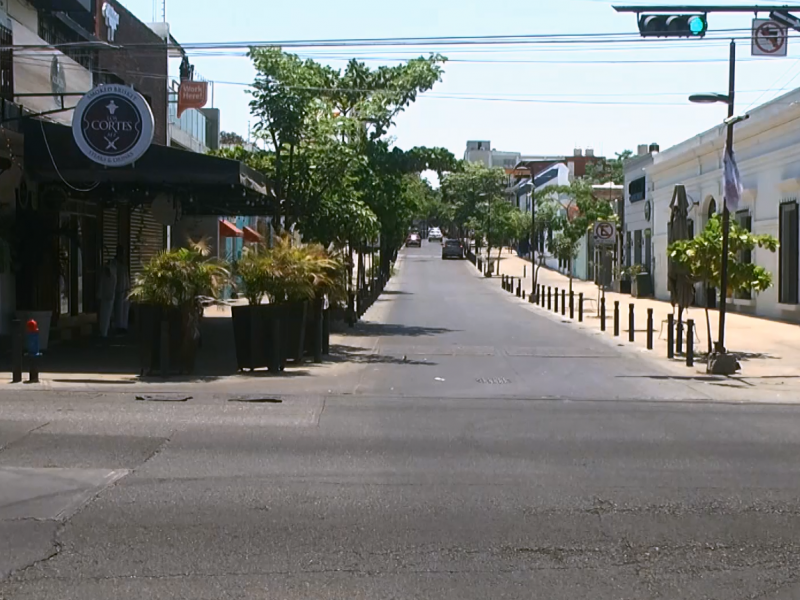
[12, 116, 272, 338]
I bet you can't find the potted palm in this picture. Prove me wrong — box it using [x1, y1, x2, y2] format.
[231, 236, 345, 371]
[129, 239, 229, 375]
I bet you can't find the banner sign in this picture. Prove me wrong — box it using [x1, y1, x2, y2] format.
[177, 81, 209, 117]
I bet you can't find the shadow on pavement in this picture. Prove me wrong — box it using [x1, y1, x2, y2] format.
[326, 344, 436, 366]
[340, 323, 457, 338]
[380, 290, 413, 296]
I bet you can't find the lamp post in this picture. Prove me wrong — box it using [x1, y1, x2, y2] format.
[688, 38, 739, 374]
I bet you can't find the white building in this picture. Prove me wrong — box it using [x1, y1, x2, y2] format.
[622, 144, 660, 278]
[647, 86, 800, 321]
[464, 140, 520, 170]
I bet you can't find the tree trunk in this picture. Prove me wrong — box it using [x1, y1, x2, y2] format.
[568, 257, 574, 294]
[486, 245, 493, 274]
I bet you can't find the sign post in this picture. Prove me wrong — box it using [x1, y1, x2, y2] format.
[593, 221, 616, 309]
[752, 19, 788, 56]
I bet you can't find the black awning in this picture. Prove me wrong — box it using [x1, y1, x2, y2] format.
[23, 119, 274, 216]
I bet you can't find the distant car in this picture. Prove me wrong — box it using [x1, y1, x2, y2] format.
[406, 233, 421, 247]
[441, 238, 464, 259]
[428, 228, 443, 242]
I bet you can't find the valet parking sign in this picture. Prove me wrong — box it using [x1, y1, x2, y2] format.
[72, 84, 155, 167]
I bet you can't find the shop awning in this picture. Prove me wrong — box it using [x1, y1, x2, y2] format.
[242, 225, 263, 243]
[23, 119, 275, 216]
[219, 220, 243, 238]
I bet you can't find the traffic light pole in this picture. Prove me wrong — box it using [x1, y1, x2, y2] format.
[716, 38, 736, 356]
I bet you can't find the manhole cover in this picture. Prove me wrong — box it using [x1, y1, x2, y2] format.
[135, 394, 191, 402]
[228, 397, 283, 404]
[476, 377, 511, 384]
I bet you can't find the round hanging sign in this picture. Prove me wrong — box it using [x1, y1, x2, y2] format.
[644, 200, 652, 221]
[72, 84, 154, 167]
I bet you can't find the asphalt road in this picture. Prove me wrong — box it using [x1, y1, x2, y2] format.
[3, 241, 800, 599]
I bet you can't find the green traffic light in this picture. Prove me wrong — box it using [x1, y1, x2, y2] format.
[688, 15, 706, 35]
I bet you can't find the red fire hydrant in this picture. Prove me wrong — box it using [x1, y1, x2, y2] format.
[25, 319, 40, 383]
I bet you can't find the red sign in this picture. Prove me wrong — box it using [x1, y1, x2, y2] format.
[177, 81, 209, 117]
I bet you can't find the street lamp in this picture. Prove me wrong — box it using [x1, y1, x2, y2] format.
[687, 38, 739, 374]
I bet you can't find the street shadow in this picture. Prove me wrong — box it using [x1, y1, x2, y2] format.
[325, 344, 436, 366]
[380, 290, 413, 296]
[339, 322, 457, 338]
[617, 374, 728, 382]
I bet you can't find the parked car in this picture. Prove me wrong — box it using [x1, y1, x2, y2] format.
[441, 238, 464, 259]
[406, 233, 421, 247]
[428, 227, 443, 242]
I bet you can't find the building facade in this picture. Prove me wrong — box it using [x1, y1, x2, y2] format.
[647, 87, 800, 321]
[622, 144, 659, 278]
[463, 140, 520, 170]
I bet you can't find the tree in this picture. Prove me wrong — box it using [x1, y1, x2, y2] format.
[440, 162, 508, 247]
[540, 179, 615, 292]
[668, 214, 778, 353]
[220, 131, 246, 146]
[531, 198, 563, 296]
[584, 150, 633, 185]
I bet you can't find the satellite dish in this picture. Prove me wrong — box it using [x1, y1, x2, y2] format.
[151, 193, 181, 225]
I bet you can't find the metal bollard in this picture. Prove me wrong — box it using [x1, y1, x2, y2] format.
[561, 289, 566, 316]
[547, 287, 552, 311]
[554, 288, 559, 313]
[578, 293, 584, 322]
[628, 303, 635, 342]
[569, 291, 575, 319]
[522, 289, 526, 300]
[646, 308, 654, 350]
[686, 319, 695, 367]
[516, 280, 521, 297]
[667, 314, 675, 359]
[613, 301, 620, 337]
[600, 297, 606, 331]
[523, 265, 527, 278]
[11, 319, 22, 383]
[676, 317, 683, 355]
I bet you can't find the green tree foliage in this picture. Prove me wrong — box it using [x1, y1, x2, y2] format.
[668, 214, 778, 352]
[440, 162, 508, 243]
[583, 150, 633, 185]
[220, 131, 246, 146]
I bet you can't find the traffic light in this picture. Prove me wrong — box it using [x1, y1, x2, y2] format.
[638, 14, 708, 38]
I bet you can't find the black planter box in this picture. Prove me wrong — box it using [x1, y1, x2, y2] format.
[303, 298, 326, 362]
[231, 304, 285, 372]
[282, 301, 309, 363]
[632, 273, 654, 298]
[137, 304, 197, 376]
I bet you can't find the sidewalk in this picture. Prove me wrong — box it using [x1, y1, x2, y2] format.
[482, 248, 800, 388]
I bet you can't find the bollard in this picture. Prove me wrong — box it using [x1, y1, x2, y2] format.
[686, 319, 695, 367]
[667, 314, 675, 359]
[523, 265, 526, 278]
[501, 275, 506, 290]
[516, 280, 521, 297]
[11, 318, 22, 383]
[547, 286, 552, 311]
[554, 288, 559, 313]
[628, 304, 635, 342]
[613, 301, 620, 337]
[646, 308, 654, 350]
[676, 317, 683, 355]
[578, 293, 584, 322]
[600, 297, 606, 331]
[561, 289, 566, 316]
[25, 319, 40, 384]
[522, 289, 526, 299]
[569, 291, 575, 319]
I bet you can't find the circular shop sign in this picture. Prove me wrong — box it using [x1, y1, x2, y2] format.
[644, 200, 651, 221]
[72, 84, 154, 167]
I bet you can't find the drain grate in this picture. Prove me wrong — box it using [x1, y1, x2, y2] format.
[476, 377, 511, 384]
[135, 394, 192, 402]
[228, 397, 283, 404]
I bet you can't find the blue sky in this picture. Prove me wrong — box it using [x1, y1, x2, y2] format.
[121, 0, 800, 161]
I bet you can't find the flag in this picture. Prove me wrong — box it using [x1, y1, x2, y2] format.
[723, 145, 742, 211]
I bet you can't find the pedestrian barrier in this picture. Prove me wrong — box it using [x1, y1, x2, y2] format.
[569, 291, 575, 319]
[578, 293, 584, 322]
[554, 288, 559, 313]
[600, 298, 606, 332]
[613, 301, 620, 337]
[547, 287, 552, 311]
[561, 289, 566, 316]
[628, 303, 635, 342]
[647, 308, 654, 350]
[667, 314, 675, 359]
[686, 319, 695, 367]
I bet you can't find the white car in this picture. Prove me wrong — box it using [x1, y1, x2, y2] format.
[428, 228, 443, 242]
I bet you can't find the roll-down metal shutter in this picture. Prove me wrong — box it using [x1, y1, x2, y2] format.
[130, 204, 164, 278]
[101, 206, 117, 266]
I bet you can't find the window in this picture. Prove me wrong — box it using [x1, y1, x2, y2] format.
[38, 13, 96, 72]
[779, 201, 799, 304]
[625, 231, 632, 267]
[736, 210, 752, 300]
[628, 177, 646, 202]
[633, 230, 642, 266]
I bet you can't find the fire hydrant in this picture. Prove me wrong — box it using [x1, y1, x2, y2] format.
[25, 319, 40, 383]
